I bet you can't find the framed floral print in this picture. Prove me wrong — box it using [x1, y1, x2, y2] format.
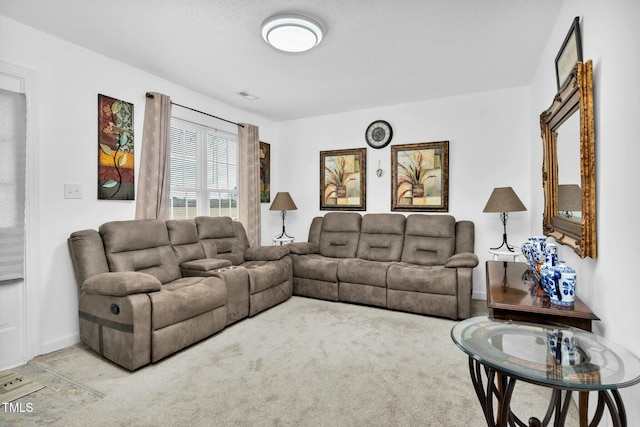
[320, 148, 366, 211]
[391, 141, 448, 212]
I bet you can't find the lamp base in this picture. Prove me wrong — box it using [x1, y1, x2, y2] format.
[275, 231, 293, 239]
[275, 210, 293, 239]
[491, 237, 516, 252]
[490, 212, 517, 252]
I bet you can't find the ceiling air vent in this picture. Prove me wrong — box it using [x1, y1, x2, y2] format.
[237, 90, 259, 101]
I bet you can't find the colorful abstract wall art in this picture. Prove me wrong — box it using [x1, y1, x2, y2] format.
[98, 94, 134, 200]
[260, 141, 270, 203]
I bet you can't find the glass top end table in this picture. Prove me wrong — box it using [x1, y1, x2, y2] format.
[451, 316, 640, 426]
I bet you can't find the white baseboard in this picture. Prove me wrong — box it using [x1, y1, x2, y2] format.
[40, 333, 80, 357]
[472, 291, 487, 300]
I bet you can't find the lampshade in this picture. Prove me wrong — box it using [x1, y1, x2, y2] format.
[261, 14, 324, 53]
[483, 187, 527, 213]
[270, 192, 297, 211]
[558, 184, 582, 211]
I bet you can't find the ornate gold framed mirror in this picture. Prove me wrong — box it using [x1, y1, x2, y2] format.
[540, 60, 596, 258]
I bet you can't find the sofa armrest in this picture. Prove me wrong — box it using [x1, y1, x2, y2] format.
[245, 245, 289, 261]
[82, 272, 162, 296]
[181, 258, 232, 272]
[287, 242, 319, 255]
[444, 252, 479, 268]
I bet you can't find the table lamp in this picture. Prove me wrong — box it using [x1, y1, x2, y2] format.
[483, 187, 527, 252]
[270, 192, 297, 239]
[558, 184, 582, 218]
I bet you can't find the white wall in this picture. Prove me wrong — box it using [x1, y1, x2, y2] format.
[0, 16, 276, 357]
[272, 87, 533, 298]
[529, 1, 640, 424]
[4, 3, 640, 422]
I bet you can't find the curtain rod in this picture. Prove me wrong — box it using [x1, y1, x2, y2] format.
[145, 92, 244, 128]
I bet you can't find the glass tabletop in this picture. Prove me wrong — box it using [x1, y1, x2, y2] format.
[451, 316, 640, 391]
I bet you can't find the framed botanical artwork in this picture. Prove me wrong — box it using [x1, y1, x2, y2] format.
[260, 141, 270, 203]
[555, 17, 582, 91]
[391, 141, 449, 212]
[320, 148, 366, 211]
[98, 94, 135, 200]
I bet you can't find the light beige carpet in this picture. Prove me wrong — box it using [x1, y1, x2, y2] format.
[2, 297, 578, 426]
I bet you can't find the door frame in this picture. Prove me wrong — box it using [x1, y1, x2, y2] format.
[0, 60, 41, 368]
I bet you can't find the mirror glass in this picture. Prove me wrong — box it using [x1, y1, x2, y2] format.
[556, 113, 581, 222]
[540, 60, 596, 258]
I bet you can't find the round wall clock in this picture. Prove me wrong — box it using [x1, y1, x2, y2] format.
[365, 120, 393, 149]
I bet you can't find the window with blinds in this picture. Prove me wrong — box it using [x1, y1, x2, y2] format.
[0, 89, 27, 283]
[170, 119, 238, 219]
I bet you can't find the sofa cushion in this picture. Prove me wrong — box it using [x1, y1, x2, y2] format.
[243, 259, 291, 294]
[166, 219, 199, 245]
[356, 213, 405, 262]
[307, 217, 324, 246]
[291, 254, 339, 283]
[338, 258, 390, 288]
[68, 229, 110, 287]
[100, 219, 182, 284]
[455, 220, 476, 253]
[214, 240, 232, 254]
[149, 276, 227, 330]
[400, 214, 456, 266]
[195, 216, 246, 265]
[318, 212, 361, 258]
[387, 264, 457, 295]
[166, 219, 206, 265]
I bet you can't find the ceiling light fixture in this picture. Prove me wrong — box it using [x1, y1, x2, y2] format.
[261, 13, 324, 53]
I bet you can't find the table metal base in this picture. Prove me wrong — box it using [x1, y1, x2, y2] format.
[468, 357, 628, 427]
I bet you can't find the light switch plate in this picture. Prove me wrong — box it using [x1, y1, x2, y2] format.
[64, 183, 82, 199]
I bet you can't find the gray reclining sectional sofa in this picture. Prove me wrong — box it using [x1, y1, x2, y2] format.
[68, 216, 291, 370]
[288, 212, 478, 320]
[68, 212, 477, 371]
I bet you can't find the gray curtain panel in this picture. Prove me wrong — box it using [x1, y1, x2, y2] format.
[238, 123, 261, 246]
[135, 92, 172, 220]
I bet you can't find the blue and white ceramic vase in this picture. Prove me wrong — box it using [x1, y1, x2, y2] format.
[529, 236, 547, 272]
[540, 243, 558, 296]
[547, 329, 578, 365]
[521, 241, 536, 271]
[549, 264, 577, 307]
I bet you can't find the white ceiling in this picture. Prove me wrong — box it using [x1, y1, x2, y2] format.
[0, 0, 564, 121]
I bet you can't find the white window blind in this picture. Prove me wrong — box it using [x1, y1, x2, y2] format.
[0, 89, 27, 282]
[206, 132, 238, 218]
[170, 119, 238, 219]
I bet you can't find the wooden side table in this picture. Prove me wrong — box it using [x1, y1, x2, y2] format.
[485, 261, 599, 331]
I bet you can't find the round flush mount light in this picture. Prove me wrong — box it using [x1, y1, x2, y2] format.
[261, 13, 324, 53]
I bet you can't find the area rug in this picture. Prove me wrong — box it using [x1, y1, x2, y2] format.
[0, 370, 44, 404]
[0, 364, 102, 427]
[1, 297, 578, 426]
